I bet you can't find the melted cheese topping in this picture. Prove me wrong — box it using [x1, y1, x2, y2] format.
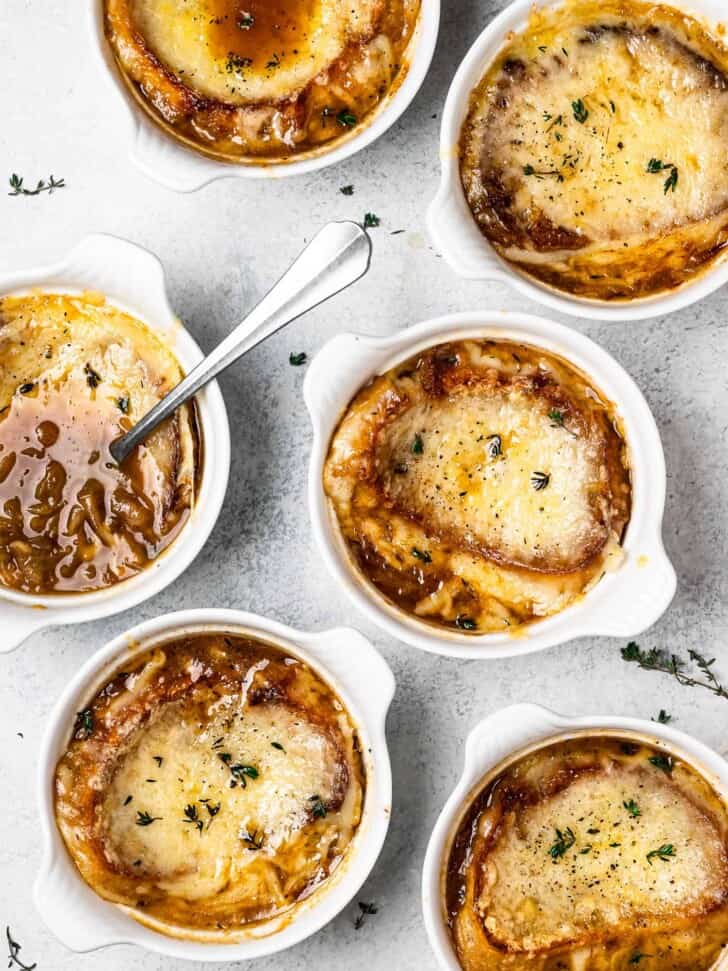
[446, 736, 728, 970]
[131, 0, 376, 104]
[376, 393, 608, 573]
[460, 0, 728, 299]
[105, 0, 420, 160]
[324, 339, 631, 634]
[54, 633, 364, 939]
[0, 293, 197, 594]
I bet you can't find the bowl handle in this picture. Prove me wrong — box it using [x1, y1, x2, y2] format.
[426, 177, 504, 280]
[34, 855, 131, 952]
[301, 627, 396, 724]
[463, 704, 567, 782]
[1, 603, 49, 653]
[303, 333, 382, 425]
[130, 116, 221, 193]
[583, 545, 677, 639]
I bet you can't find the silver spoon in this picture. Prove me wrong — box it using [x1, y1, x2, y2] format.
[110, 220, 372, 465]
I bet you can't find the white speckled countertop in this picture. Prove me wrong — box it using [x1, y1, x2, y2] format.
[1, 1, 727, 969]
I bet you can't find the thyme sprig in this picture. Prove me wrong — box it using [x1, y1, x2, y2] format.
[9, 173, 65, 197]
[354, 901, 378, 930]
[548, 826, 576, 859]
[6, 927, 36, 971]
[621, 642, 728, 701]
[646, 843, 676, 864]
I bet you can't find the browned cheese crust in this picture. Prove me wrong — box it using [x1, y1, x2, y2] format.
[105, 0, 420, 160]
[54, 632, 365, 938]
[460, 0, 728, 300]
[446, 735, 728, 970]
[323, 338, 631, 635]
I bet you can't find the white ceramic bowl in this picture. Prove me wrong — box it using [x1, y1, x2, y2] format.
[422, 703, 728, 970]
[34, 608, 395, 960]
[89, 0, 441, 192]
[428, 0, 728, 321]
[0, 235, 230, 652]
[304, 310, 676, 659]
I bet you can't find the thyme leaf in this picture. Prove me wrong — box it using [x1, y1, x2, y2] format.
[363, 212, 380, 228]
[571, 99, 589, 123]
[289, 351, 307, 366]
[623, 799, 641, 818]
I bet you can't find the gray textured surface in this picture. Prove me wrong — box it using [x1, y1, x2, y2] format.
[1, 0, 727, 968]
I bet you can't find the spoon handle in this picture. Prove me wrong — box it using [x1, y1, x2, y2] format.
[110, 220, 371, 464]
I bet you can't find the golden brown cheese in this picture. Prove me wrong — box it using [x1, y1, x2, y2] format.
[0, 293, 198, 595]
[446, 735, 728, 970]
[105, 0, 421, 160]
[323, 339, 631, 634]
[54, 632, 365, 939]
[460, 0, 728, 300]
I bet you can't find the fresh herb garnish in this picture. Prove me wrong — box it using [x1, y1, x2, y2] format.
[571, 98, 588, 123]
[340, 184, 354, 195]
[336, 110, 357, 128]
[242, 829, 264, 850]
[136, 810, 161, 826]
[621, 641, 728, 701]
[237, 12, 254, 28]
[623, 799, 641, 818]
[363, 212, 380, 228]
[629, 953, 651, 965]
[654, 709, 672, 724]
[455, 615, 477, 631]
[663, 167, 679, 193]
[486, 434, 502, 458]
[579, 845, 592, 854]
[647, 158, 669, 173]
[226, 52, 252, 74]
[646, 159, 679, 193]
[531, 471, 550, 491]
[609, 99, 616, 113]
[412, 547, 432, 564]
[310, 795, 328, 818]
[206, 802, 221, 818]
[230, 763, 259, 788]
[411, 433, 424, 454]
[5, 927, 36, 971]
[289, 351, 307, 366]
[182, 803, 204, 834]
[18, 382, 35, 395]
[354, 901, 378, 930]
[117, 395, 130, 414]
[271, 741, 285, 751]
[523, 164, 564, 181]
[266, 53, 281, 70]
[84, 363, 101, 388]
[549, 826, 576, 859]
[74, 708, 94, 738]
[648, 754, 673, 775]
[8, 173, 65, 197]
[548, 409, 564, 426]
[646, 843, 676, 863]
